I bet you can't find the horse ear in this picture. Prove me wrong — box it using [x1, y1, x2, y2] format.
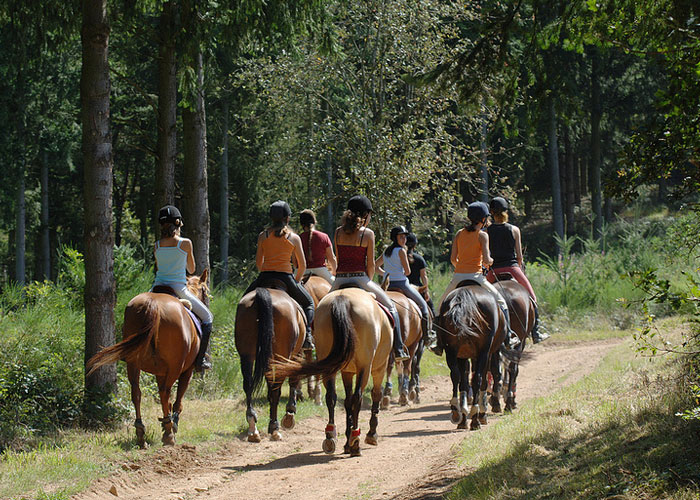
[200, 268, 209, 284]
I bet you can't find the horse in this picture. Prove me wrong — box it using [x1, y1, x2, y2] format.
[270, 288, 393, 456]
[488, 274, 534, 412]
[235, 286, 306, 442]
[437, 281, 506, 431]
[86, 270, 210, 448]
[381, 290, 423, 408]
[302, 275, 332, 404]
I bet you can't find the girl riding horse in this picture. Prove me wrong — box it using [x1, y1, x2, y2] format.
[299, 209, 337, 284]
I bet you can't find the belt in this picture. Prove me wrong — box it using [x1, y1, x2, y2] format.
[336, 272, 366, 278]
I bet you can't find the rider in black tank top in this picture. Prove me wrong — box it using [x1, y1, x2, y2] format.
[487, 223, 518, 269]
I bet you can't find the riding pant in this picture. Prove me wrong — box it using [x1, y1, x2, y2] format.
[486, 266, 537, 303]
[160, 283, 213, 324]
[388, 279, 430, 320]
[245, 271, 314, 334]
[304, 266, 335, 284]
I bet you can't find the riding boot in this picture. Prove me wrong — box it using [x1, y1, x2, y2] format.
[195, 322, 213, 373]
[501, 307, 520, 351]
[302, 305, 315, 352]
[421, 316, 437, 347]
[392, 317, 410, 362]
[531, 304, 550, 343]
[429, 315, 444, 356]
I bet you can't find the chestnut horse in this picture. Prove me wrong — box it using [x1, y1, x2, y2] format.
[86, 270, 210, 448]
[302, 275, 332, 403]
[489, 275, 534, 412]
[381, 290, 422, 408]
[437, 282, 506, 430]
[235, 287, 305, 442]
[270, 288, 392, 456]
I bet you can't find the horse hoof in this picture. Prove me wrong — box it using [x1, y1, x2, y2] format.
[450, 409, 461, 424]
[282, 413, 295, 430]
[381, 395, 390, 410]
[415, 394, 421, 404]
[322, 438, 336, 454]
[350, 446, 362, 457]
[470, 418, 481, 431]
[457, 418, 468, 430]
[478, 413, 488, 425]
[270, 430, 282, 441]
[399, 393, 408, 406]
[162, 433, 175, 446]
[248, 431, 261, 443]
[365, 434, 378, 446]
[408, 388, 417, 401]
[343, 443, 351, 454]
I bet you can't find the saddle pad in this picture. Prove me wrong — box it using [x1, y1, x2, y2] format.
[456, 279, 482, 288]
[374, 300, 395, 329]
[185, 307, 203, 339]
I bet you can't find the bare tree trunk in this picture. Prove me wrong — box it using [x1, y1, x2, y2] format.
[548, 98, 565, 246]
[155, 0, 177, 227]
[573, 145, 581, 205]
[479, 116, 488, 202]
[81, 0, 116, 393]
[590, 46, 603, 242]
[41, 149, 50, 280]
[182, 49, 210, 276]
[219, 99, 229, 284]
[564, 128, 575, 235]
[15, 161, 25, 285]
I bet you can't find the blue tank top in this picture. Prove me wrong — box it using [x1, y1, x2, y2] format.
[384, 247, 407, 283]
[154, 240, 188, 286]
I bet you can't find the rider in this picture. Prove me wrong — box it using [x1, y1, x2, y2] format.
[329, 195, 410, 361]
[376, 226, 436, 349]
[486, 196, 549, 343]
[244, 200, 316, 351]
[154, 205, 213, 372]
[299, 209, 337, 284]
[406, 232, 437, 318]
[437, 201, 520, 351]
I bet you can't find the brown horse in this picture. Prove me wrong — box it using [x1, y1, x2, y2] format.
[235, 287, 305, 442]
[489, 274, 534, 412]
[437, 282, 506, 430]
[302, 275, 332, 403]
[86, 270, 210, 448]
[270, 288, 393, 456]
[381, 290, 422, 408]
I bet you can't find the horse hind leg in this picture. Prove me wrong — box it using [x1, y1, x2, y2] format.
[322, 376, 338, 454]
[365, 384, 382, 446]
[268, 381, 283, 441]
[282, 377, 298, 431]
[171, 367, 195, 434]
[241, 355, 260, 442]
[156, 375, 176, 446]
[127, 363, 147, 449]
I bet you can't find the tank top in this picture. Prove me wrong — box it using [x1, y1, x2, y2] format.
[154, 240, 188, 286]
[300, 230, 332, 268]
[454, 229, 483, 274]
[487, 223, 518, 268]
[384, 247, 407, 283]
[336, 227, 368, 273]
[260, 230, 295, 274]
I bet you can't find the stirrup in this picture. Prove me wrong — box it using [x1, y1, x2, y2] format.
[195, 354, 212, 374]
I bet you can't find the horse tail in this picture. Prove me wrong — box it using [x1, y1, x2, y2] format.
[270, 294, 355, 382]
[443, 288, 488, 339]
[86, 297, 160, 376]
[251, 287, 275, 394]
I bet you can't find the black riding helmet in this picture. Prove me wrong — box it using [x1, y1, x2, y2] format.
[158, 205, 182, 224]
[347, 195, 373, 215]
[389, 225, 409, 243]
[489, 197, 509, 214]
[406, 232, 418, 247]
[467, 201, 489, 223]
[270, 200, 292, 221]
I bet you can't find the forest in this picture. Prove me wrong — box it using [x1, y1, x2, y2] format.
[0, 0, 699, 498]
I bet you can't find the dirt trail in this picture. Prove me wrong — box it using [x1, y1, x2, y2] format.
[73, 339, 622, 500]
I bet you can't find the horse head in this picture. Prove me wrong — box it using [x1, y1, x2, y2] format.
[187, 269, 210, 303]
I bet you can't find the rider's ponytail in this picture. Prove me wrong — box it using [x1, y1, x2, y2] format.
[160, 219, 182, 238]
[341, 210, 363, 234]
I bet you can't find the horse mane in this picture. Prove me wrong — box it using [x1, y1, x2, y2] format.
[442, 287, 488, 338]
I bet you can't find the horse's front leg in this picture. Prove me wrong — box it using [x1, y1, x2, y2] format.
[241, 355, 260, 442]
[446, 348, 462, 425]
[409, 340, 425, 403]
[489, 350, 503, 413]
[381, 360, 394, 410]
[282, 376, 298, 430]
[172, 366, 195, 434]
[366, 370, 384, 446]
[399, 358, 411, 406]
[322, 375, 338, 454]
[156, 374, 175, 446]
[127, 363, 146, 449]
[267, 380, 283, 441]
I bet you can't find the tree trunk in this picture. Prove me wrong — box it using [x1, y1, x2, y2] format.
[41, 149, 51, 280]
[479, 116, 488, 202]
[573, 145, 581, 205]
[219, 99, 230, 284]
[564, 127, 575, 235]
[590, 46, 603, 243]
[182, 49, 210, 276]
[81, 0, 116, 393]
[580, 146, 588, 197]
[15, 161, 26, 285]
[548, 98, 565, 246]
[155, 0, 178, 228]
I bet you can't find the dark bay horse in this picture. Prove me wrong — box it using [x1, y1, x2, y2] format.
[303, 275, 332, 403]
[382, 290, 422, 408]
[270, 288, 393, 456]
[235, 287, 305, 442]
[86, 270, 210, 448]
[437, 282, 506, 430]
[489, 275, 534, 412]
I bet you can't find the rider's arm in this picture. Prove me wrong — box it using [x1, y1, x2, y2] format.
[255, 232, 265, 271]
[325, 244, 337, 274]
[180, 238, 196, 274]
[290, 233, 307, 282]
[479, 231, 493, 268]
[513, 225, 524, 268]
[365, 230, 376, 280]
[449, 230, 460, 269]
[399, 248, 411, 276]
[419, 268, 430, 296]
[374, 253, 385, 276]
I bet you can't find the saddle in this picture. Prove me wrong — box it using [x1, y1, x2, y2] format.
[455, 279, 482, 288]
[151, 285, 203, 339]
[335, 282, 395, 328]
[494, 272, 514, 281]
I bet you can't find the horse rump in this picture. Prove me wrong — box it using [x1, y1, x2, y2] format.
[440, 287, 488, 339]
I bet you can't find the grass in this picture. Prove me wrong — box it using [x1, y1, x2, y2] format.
[448, 321, 700, 500]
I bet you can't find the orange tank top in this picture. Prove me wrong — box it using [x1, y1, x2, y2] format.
[260, 230, 295, 273]
[454, 229, 483, 273]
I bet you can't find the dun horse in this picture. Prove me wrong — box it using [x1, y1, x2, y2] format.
[381, 290, 423, 408]
[270, 288, 392, 456]
[437, 282, 506, 430]
[235, 286, 305, 442]
[86, 270, 210, 448]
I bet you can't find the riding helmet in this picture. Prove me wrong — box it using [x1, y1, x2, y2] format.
[347, 195, 373, 215]
[270, 200, 292, 220]
[489, 197, 509, 214]
[390, 225, 409, 242]
[406, 232, 418, 247]
[158, 205, 182, 224]
[467, 201, 489, 223]
[299, 209, 316, 226]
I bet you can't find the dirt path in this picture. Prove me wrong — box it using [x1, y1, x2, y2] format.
[73, 339, 622, 500]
